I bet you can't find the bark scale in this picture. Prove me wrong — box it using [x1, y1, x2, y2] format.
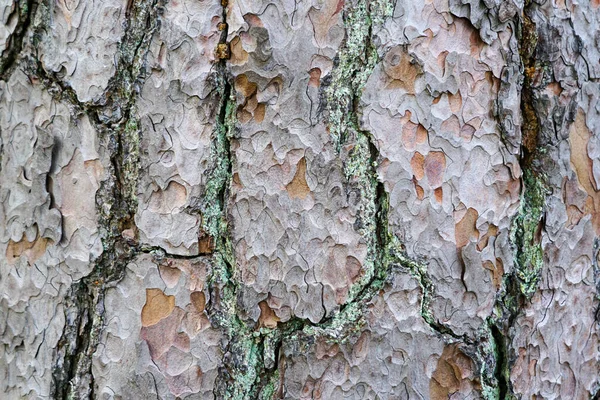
[1, 0, 599, 399]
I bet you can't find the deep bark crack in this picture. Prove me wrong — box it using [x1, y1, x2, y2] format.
[46, 0, 163, 398]
[205, 2, 408, 398]
[483, 3, 550, 399]
[0, 0, 36, 81]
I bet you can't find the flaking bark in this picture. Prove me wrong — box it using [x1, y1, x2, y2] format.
[1, 0, 599, 399]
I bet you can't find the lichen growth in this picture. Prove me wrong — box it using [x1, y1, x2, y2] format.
[325, 0, 393, 307]
[202, 78, 236, 240]
[510, 166, 547, 297]
[120, 116, 140, 208]
[326, 1, 391, 150]
[258, 370, 280, 400]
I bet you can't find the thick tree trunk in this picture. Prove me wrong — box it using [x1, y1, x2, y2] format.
[1, 0, 599, 398]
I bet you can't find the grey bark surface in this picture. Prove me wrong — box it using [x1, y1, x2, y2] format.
[1, 0, 599, 399]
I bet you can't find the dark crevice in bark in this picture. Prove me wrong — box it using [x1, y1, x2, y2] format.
[593, 238, 600, 323]
[45, 0, 163, 398]
[206, 2, 407, 398]
[489, 323, 509, 400]
[0, 0, 36, 81]
[485, 3, 550, 399]
[137, 245, 209, 260]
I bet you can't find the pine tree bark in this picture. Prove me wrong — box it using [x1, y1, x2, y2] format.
[1, 0, 599, 399]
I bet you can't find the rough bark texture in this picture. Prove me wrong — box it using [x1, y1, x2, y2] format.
[1, 0, 599, 399]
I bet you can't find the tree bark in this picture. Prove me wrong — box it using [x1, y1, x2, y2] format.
[1, 0, 599, 399]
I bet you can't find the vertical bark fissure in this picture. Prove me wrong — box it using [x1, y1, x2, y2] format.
[485, 3, 549, 399]
[312, 0, 471, 344]
[46, 0, 162, 397]
[205, 2, 422, 397]
[594, 238, 600, 323]
[0, 0, 36, 81]
[203, 2, 263, 398]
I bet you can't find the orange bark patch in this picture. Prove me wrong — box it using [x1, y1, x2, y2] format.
[287, 157, 310, 199]
[6, 235, 52, 265]
[308, 68, 321, 87]
[190, 291, 206, 313]
[383, 46, 420, 93]
[455, 208, 479, 248]
[425, 151, 446, 188]
[142, 289, 176, 327]
[569, 109, 600, 234]
[430, 344, 478, 400]
[258, 301, 280, 328]
[483, 258, 504, 290]
[477, 224, 498, 251]
[434, 187, 443, 203]
[230, 36, 248, 65]
[411, 152, 425, 180]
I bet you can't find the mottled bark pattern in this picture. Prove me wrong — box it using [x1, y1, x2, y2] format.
[1, 0, 599, 399]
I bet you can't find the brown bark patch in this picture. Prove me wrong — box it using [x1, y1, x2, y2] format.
[142, 288, 176, 327]
[569, 109, 600, 233]
[287, 157, 310, 199]
[6, 235, 52, 265]
[477, 224, 498, 251]
[402, 120, 428, 151]
[230, 36, 248, 65]
[258, 300, 280, 328]
[383, 46, 420, 93]
[308, 68, 321, 87]
[235, 74, 257, 98]
[190, 291, 206, 313]
[411, 152, 425, 180]
[483, 258, 504, 290]
[235, 74, 268, 123]
[425, 151, 446, 188]
[148, 181, 187, 213]
[254, 103, 266, 123]
[413, 179, 425, 200]
[198, 231, 214, 254]
[430, 344, 478, 400]
[455, 208, 479, 248]
[434, 187, 443, 203]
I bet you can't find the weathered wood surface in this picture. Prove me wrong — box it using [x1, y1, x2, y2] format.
[1, 0, 599, 398]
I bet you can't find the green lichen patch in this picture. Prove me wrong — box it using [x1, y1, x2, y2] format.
[510, 167, 547, 298]
[48, 0, 163, 396]
[326, 1, 391, 150]
[325, 0, 394, 310]
[202, 78, 236, 240]
[118, 115, 141, 210]
[0, 0, 35, 80]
